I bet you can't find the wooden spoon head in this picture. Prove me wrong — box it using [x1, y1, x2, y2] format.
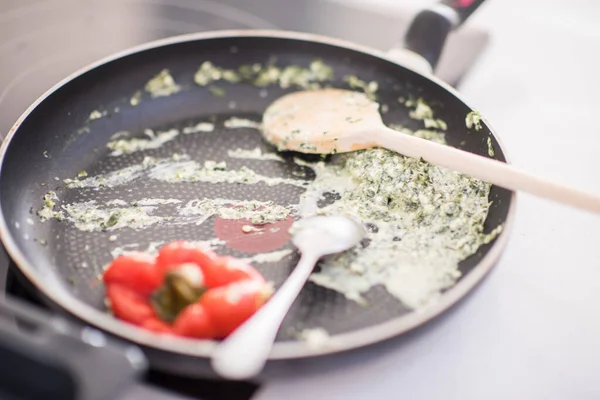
[262, 88, 384, 154]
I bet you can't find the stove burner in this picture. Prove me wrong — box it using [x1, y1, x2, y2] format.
[0, 0, 279, 140]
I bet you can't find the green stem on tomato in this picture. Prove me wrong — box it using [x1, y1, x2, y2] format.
[150, 272, 206, 323]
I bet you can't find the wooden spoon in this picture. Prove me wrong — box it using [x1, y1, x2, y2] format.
[262, 88, 600, 214]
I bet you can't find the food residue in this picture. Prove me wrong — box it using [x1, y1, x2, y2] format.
[39, 195, 292, 233]
[241, 225, 263, 233]
[223, 117, 261, 129]
[227, 147, 284, 162]
[89, 110, 107, 120]
[404, 98, 447, 131]
[130, 90, 142, 106]
[145, 69, 181, 98]
[466, 110, 483, 131]
[59, 154, 308, 190]
[298, 327, 330, 349]
[35, 60, 502, 318]
[487, 136, 495, 157]
[179, 198, 291, 225]
[107, 129, 179, 156]
[194, 59, 334, 91]
[182, 122, 215, 134]
[293, 128, 502, 309]
[344, 75, 378, 99]
[239, 249, 293, 264]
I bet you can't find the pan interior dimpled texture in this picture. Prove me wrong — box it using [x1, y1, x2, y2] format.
[0, 32, 514, 368]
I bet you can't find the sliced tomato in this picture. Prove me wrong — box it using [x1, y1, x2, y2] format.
[201, 280, 274, 337]
[106, 284, 155, 326]
[202, 256, 265, 288]
[156, 241, 218, 275]
[172, 303, 216, 339]
[141, 317, 174, 335]
[103, 252, 162, 296]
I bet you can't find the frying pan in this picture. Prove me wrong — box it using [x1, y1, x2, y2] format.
[0, 0, 515, 378]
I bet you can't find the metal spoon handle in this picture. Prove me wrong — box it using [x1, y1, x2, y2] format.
[378, 126, 600, 214]
[211, 252, 320, 380]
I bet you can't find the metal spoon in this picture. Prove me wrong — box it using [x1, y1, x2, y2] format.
[210, 215, 366, 380]
[261, 88, 600, 215]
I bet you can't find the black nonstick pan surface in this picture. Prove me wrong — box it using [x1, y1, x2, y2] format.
[0, 26, 515, 377]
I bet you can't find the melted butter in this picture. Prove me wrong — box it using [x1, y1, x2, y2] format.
[107, 129, 179, 156]
[227, 147, 283, 162]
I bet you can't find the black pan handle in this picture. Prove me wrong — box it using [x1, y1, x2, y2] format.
[403, 0, 486, 70]
[0, 295, 147, 400]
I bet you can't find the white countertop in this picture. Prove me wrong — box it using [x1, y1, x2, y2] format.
[256, 0, 600, 399]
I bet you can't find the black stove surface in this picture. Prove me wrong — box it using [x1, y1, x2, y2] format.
[0, 0, 287, 139]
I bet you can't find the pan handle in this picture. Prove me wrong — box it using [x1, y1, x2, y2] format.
[387, 0, 486, 74]
[0, 295, 147, 400]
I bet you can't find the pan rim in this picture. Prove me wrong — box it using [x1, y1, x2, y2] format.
[0, 29, 517, 361]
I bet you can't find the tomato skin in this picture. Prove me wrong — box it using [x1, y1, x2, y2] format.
[201, 280, 273, 337]
[141, 318, 174, 335]
[103, 252, 162, 297]
[202, 256, 265, 288]
[106, 284, 155, 326]
[172, 304, 216, 339]
[156, 241, 218, 275]
[104, 240, 273, 340]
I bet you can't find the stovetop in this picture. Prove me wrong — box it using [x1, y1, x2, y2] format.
[0, 0, 489, 398]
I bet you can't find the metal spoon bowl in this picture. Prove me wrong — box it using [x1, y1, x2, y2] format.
[210, 215, 366, 380]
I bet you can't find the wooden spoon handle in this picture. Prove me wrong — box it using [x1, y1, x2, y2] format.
[377, 127, 600, 214]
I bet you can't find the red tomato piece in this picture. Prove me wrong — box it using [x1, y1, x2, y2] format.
[202, 256, 265, 288]
[103, 252, 162, 296]
[172, 303, 217, 339]
[141, 318, 174, 335]
[156, 241, 218, 275]
[106, 284, 155, 326]
[201, 280, 274, 337]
